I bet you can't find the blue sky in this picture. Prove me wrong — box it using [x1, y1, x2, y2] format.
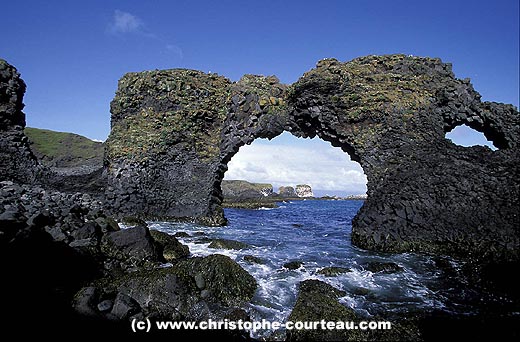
[1, 0, 518, 193]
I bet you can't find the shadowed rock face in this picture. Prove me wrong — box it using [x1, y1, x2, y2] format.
[0, 59, 41, 183]
[88, 55, 520, 262]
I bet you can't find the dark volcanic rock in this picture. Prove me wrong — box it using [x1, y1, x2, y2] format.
[243, 255, 264, 264]
[150, 229, 190, 262]
[286, 279, 363, 341]
[317, 266, 352, 277]
[365, 261, 404, 274]
[101, 225, 161, 268]
[173, 254, 257, 306]
[0, 59, 41, 183]
[104, 54, 519, 265]
[208, 238, 249, 250]
[283, 260, 303, 270]
[287, 280, 422, 341]
[174, 231, 191, 238]
[81, 254, 257, 321]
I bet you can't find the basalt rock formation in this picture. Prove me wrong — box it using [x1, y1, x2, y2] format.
[105, 54, 519, 263]
[0, 59, 41, 183]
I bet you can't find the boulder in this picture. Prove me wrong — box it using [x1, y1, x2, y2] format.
[286, 279, 362, 341]
[283, 260, 303, 270]
[317, 266, 352, 277]
[110, 292, 140, 320]
[79, 254, 257, 320]
[101, 225, 160, 267]
[287, 279, 422, 341]
[365, 261, 403, 274]
[208, 238, 249, 250]
[173, 254, 258, 307]
[150, 229, 190, 262]
[243, 255, 264, 264]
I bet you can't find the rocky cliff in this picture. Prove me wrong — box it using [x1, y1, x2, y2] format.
[105, 54, 519, 264]
[0, 59, 41, 183]
[278, 186, 296, 197]
[221, 180, 273, 200]
[295, 184, 313, 197]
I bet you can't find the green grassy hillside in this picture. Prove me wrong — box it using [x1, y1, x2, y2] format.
[24, 127, 103, 168]
[221, 180, 273, 199]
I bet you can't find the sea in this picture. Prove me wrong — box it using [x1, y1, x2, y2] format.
[148, 199, 494, 339]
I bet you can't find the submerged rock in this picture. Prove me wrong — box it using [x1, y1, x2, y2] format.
[365, 261, 404, 274]
[208, 238, 249, 250]
[317, 266, 352, 277]
[243, 255, 264, 264]
[283, 260, 303, 270]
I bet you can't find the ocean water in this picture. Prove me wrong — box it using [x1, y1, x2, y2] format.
[148, 200, 477, 338]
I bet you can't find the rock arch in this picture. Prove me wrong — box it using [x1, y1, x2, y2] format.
[105, 55, 519, 262]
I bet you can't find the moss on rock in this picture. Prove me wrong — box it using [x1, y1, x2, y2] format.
[107, 69, 231, 162]
[150, 229, 190, 262]
[173, 254, 257, 306]
[287, 279, 363, 341]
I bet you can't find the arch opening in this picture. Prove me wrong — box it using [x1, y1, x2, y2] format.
[445, 124, 498, 150]
[222, 131, 368, 201]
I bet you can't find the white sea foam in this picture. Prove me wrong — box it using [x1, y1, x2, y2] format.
[148, 200, 472, 334]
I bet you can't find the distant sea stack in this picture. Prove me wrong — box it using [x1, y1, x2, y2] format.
[295, 184, 313, 198]
[278, 186, 296, 197]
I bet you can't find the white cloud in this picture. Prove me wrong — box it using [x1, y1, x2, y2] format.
[107, 10, 183, 59]
[224, 134, 367, 194]
[109, 10, 143, 34]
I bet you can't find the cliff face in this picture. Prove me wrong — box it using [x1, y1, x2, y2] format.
[278, 186, 296, 197]
[222, 180, 273, 200]
[0, 60, 41, 183]
[105, 69, 232, 225]
[103, 54, 518, 262]
[295, 184, 313, 198]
